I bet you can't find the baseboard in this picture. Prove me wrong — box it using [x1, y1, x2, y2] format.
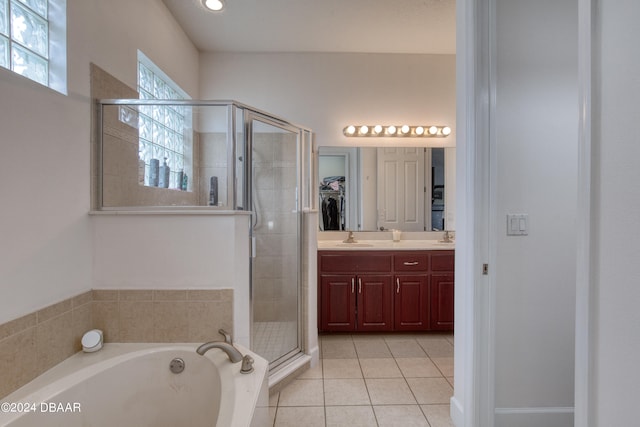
[494, 407, 574, 427]
[450, 396, 464, 427]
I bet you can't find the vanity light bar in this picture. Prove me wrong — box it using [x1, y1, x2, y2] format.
[343, 125, 452, 137]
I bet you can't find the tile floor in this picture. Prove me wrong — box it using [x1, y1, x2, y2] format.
[253, 321, 298, 363]
[269, 333, 455, 427]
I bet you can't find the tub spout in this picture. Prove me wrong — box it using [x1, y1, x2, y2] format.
[196, 341, 243, 364]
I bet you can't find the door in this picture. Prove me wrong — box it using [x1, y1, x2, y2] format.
[377, 147, 425, 231]
[357, 274, 393, 331]
[320, 275, 356, 331]
[430, 273, 454, 330]
[394, 274, 430, 331]
[247, 114, 302, 370]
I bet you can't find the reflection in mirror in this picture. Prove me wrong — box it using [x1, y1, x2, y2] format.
[318, 147, 454, 232]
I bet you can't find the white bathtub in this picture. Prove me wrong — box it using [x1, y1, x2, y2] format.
[0, 343, 269, 427]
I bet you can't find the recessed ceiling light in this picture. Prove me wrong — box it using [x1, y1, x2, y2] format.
[203, 0, 224, 12]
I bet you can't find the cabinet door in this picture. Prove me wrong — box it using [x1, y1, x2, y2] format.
[320, 275, 356, 332]
[357, 274, 393, 331]
[394, 275, 430, 331]
[430, 273, 454, 330]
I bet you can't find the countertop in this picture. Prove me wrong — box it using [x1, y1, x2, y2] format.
[317, 239, 455, 251]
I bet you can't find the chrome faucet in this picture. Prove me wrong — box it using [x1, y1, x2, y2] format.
[196, 341, 243, 362]
[343, 230, 357, 243]
[196, 341, 255, 374]
[440, 230, 454, 243]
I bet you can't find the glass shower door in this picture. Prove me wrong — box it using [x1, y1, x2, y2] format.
[248, 115, 301, 370]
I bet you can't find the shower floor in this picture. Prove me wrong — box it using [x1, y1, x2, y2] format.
[252, 321, 298, 363]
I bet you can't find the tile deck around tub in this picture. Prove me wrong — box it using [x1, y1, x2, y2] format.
[269, 333, 455, 427]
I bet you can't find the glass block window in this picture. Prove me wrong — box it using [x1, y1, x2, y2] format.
[137, 51, 191, 190]
[0, 0, 52, 87]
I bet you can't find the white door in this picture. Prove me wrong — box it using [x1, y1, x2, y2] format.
[376, 147, 425, 231]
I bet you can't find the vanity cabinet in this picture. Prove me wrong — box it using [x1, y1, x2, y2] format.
[318, 250, 454, 332]
[318, 253, 393, 332]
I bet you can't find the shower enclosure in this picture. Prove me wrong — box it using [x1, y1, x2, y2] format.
[97, 100, 313, 372]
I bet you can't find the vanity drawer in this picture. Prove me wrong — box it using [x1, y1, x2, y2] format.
[431, 252, 455, 271]
[319, 253, 392, 273]
[394, 253, 429, 272]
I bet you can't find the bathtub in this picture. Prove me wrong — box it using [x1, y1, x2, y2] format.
[0, 343, 269, 427]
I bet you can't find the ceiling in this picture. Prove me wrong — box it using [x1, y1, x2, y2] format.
[161, 0, 456, 55]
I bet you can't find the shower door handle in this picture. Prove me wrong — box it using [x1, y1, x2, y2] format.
[251, 237, 256, 258]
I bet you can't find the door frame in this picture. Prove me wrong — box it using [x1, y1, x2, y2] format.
[455, 0, 592, 425]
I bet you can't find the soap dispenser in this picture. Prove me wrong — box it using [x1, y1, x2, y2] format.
[158, 157, 170, 188]
[138, 152, 145, 185]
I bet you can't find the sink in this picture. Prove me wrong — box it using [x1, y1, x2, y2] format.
[336, 243, 374, 247]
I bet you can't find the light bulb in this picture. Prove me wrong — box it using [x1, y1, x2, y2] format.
[373, 125, 383, 135]
[359, 125, 369, 135]
[442, 126, 452, 136]
[401, 125, 410, 134]
[387, 126, 397, 135]
[428, 126, 438, 135]
[415, 126, 425, 135]
[345, 125, 356, 135]
[203, 0, 224, 11]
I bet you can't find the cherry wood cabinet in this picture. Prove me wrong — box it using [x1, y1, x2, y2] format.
[318, 250, 454, 332]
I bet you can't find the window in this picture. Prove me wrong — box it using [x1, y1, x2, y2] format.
[137, 51, 192, 190]
[0, 0, 66, 93]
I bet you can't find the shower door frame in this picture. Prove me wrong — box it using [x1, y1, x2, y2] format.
[243, 111, 305, 372]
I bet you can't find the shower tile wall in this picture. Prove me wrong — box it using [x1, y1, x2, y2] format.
[252, 132, 299, 324]
[0, 288, 233, 399]
[91, 63, 199, 208]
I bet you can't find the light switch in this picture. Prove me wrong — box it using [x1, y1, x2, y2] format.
[507, 214, 528, 236]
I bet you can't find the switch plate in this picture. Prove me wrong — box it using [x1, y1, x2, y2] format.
[506, 214, 528, 236]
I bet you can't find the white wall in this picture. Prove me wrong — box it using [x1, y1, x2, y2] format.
[0, 0, 199, 324]
[199, 52, 456, 148]
[592, 0, 640, 424]
[493, 0, 578, 425]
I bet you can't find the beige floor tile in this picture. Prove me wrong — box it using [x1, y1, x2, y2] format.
[269, 391, 280, 407]
[298, 361, 324, 379]
[359, 358, 402, 378]
[396, 357, 442, 378]
[278, 379, 325, 406]
[431, 357, 454, 377]
[323, 358, 362, 379]
[274, 406, 325, 427]
[322, 340, 358, 359]
[366, 378, 417, 405]
[324, 379, 371, 406]
[416, 337, 454, 357]
[385, 339, 427, 358]
[421, 404, 455, 427]
[354, 339, 393, 358]
[406, 378, 453, 404]
[325, 406, 378, 427]
[374, 405, 430, 427]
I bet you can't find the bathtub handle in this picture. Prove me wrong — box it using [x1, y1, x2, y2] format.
[218, 329, 233, 345]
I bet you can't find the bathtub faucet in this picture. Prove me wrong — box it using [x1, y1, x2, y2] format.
[196, 341, 254, 374]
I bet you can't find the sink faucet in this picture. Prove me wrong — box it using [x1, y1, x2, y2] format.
[343, 230, 357, 243]
[440, 230, 454, 243]
[196, 341, 255, 374]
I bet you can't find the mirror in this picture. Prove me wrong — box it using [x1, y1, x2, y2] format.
[318, 146, 455, 232]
